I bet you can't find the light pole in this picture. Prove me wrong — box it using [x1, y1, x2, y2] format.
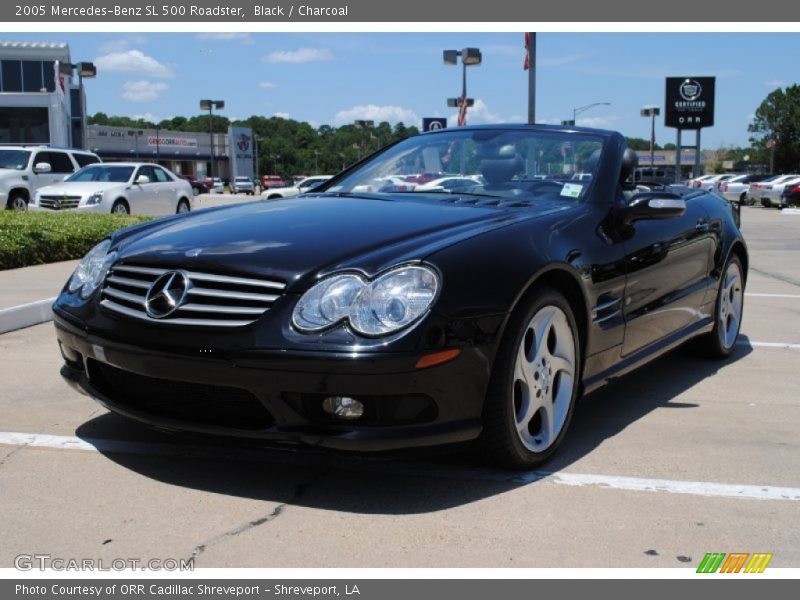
[127, 129, 142, 160]
[571, 102, 611, 126]
[199, 99, 224, 179]
[253, 134, 260, 184]
[640, 106, 661, 168]
[443, 47, 482, 126]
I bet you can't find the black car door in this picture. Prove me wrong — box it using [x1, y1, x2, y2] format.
[620, 196, 714, 357]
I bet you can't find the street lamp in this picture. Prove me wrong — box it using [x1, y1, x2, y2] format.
[443, 47, 482, 126]
[569, 102, 611, 126]
[147, 121, 163, 163]
[199, 99, 224, 179]
[640, 106, 661, 168]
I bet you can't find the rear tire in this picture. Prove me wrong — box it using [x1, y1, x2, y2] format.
[479, 286, 582, 470]
[111, 199, 129, 215]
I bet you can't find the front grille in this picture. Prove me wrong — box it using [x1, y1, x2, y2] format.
[88, 360, 274, 429]
[100, 263, 286, 327]
[39, 195, 81, 210]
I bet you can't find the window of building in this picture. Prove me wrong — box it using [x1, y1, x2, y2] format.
[0, 107, 49, 143]
[22, 61, 43, 92]
[1, 60, 23, 92]
[42, 61, 55, 92]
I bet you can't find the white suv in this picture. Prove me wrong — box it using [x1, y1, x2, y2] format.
[0, 146, 101, 210]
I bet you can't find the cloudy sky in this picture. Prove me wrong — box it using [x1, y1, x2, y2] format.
[6, 32, 798, 147]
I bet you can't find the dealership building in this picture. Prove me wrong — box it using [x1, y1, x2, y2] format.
[86, 124, 256, 182]
[0, 40, 89, 148]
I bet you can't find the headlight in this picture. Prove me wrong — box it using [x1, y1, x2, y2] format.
[85, 192, 103, 206]
[292, 265, 439, 337]
[68, 239, 117, 299]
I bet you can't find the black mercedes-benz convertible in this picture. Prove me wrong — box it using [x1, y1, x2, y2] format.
[53, 125, 747, 469]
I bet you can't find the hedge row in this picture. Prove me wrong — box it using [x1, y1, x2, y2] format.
[0, 211, 151, 270]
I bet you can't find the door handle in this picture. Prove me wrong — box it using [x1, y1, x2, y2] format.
[695, 220, 710, 232]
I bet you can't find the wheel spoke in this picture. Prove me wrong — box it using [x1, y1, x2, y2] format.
[549, 353, 574, 379]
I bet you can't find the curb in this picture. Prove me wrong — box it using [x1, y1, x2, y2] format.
[0, 297, 57, 334]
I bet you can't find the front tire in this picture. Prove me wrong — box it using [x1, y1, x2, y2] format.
[111, 199, 129, 215]
[480, 286, 581, 469]
[176, 199, 191, 214]
[698, 254, 744, 358]
[7, 193, 28, 211]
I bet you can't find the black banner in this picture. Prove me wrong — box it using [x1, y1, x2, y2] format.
[665, 77, 716, 130]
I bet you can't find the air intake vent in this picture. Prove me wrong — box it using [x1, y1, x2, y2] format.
[100, 263, 286, 327]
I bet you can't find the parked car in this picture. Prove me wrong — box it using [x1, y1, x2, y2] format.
[0, 146, 101, 210]
[685, 174, 713, 188]
[179, 175, 209, 196]
[720, 174, 773, 205]
[780, 182, 800, 208]
[760, 175, 800, 208]
[262, 175, 286, 189]
[231, 176, 255, 195]
[53, 124, 747, 470]
[413, 175, 483, 192]
[748, 174, 799, 206]
[31, 163, 193, 215]
[261, 175, 333, 199]
[697, 174, 736, 193]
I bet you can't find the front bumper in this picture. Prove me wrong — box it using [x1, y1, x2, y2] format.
[54, 312, 487, 451]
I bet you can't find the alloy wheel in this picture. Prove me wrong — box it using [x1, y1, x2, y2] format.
[718, 260, 744, 350]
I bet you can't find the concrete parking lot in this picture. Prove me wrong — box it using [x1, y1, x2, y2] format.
[0, 206, 798, 568]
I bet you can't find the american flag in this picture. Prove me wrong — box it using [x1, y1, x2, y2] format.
[523, 32, 531, 70]
[457, 95, 468, 126]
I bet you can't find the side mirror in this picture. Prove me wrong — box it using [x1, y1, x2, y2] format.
[33, 162, 52, 173]
[136, 175, 150, 184]
[625, 192, 686, 223]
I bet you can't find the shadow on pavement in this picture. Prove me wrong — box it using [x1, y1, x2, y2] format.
[75, 341, 752, 514]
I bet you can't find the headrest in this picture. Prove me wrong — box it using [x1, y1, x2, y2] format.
[479, 144, 524, 185]
[620, 148, 639, 183]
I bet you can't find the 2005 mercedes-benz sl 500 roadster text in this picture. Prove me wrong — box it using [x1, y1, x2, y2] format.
[53, 125, 747, 469]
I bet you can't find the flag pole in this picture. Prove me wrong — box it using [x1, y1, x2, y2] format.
[526, 33, 536, 124]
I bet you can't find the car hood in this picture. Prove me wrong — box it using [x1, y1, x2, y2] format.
[112, 194, 572, 292]
[37, 182, 125, 197]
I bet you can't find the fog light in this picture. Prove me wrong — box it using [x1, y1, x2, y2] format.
[322, 396, 364, 420]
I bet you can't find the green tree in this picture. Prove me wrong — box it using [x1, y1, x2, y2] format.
[748, 84, 800, 172]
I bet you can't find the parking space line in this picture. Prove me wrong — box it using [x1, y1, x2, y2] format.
[1, 431, 798, 502]
[740, 341, 800, 349]
[746, 293, 800, 299]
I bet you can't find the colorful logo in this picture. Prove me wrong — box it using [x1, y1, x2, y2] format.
[696, 552, 773, 573]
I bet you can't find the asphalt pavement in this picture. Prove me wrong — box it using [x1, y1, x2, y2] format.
[0, 205, 798, 568]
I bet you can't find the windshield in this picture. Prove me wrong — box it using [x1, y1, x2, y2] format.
[0, 150, 31, 171]
[325, 129, 605, 202]
[66, 165, 134, 183]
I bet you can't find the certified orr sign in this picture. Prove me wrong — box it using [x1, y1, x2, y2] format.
[665, 76, 715, 129]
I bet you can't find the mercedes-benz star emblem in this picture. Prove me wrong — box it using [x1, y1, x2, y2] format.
[145, 271, 190, 319]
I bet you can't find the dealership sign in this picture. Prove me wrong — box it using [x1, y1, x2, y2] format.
[147, 136, 198, 148]
[665, 77, 715, 129]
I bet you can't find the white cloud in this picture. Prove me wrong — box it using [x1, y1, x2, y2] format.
[274, 112, 291, 119]
[334, 104, 419, 127]
[196, 33, 254, 45]
[576, 115, 620, 128]
[765, 80, 785, 87]
[122, 80, 169, 103]
[259, 81, 278, 89]
[99, 39, 130, 54]
[95, 49, 173, 78]
[261, 48, 333, 64]
[132, 112, 160, 122]
[448, 99, 503, 125]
